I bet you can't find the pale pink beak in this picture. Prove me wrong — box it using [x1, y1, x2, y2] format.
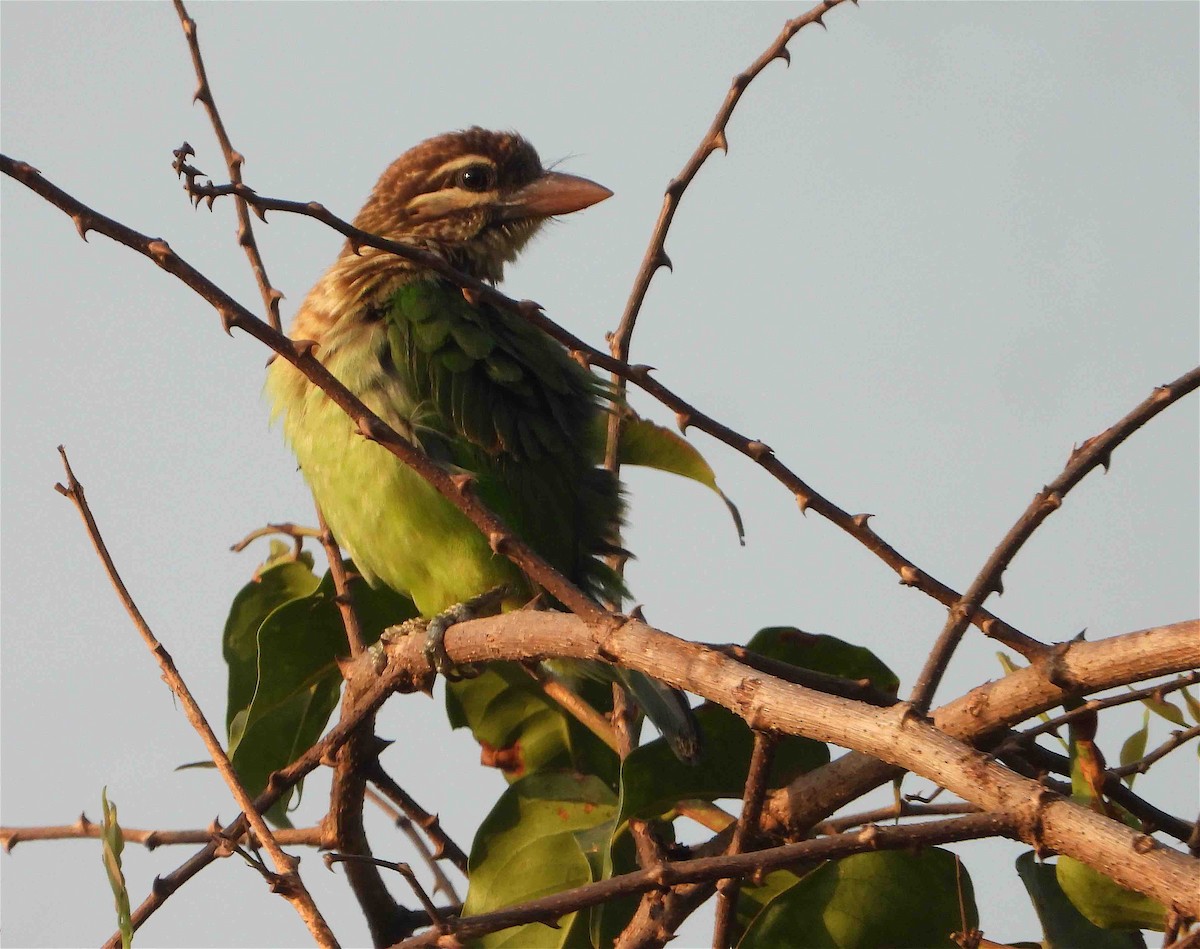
[498, 171, 613, 220]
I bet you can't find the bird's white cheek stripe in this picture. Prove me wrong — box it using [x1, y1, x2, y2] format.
[406, 188, 495, 219]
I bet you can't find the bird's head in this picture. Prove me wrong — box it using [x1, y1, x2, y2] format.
[351, 128, 612, 282]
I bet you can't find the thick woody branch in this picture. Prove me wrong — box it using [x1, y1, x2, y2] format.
[766, 619, 1200, 834]
[365, 612, 1200, 917]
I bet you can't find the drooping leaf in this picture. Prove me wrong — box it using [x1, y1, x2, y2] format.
[619, 702, 828, 822]
[1117, 711, 1150, 788]
[1056, 856, 1165, 932]
[465, 773, 617, 947]
[1141, 694, 1185, 727]
[100, 788, 133, 949]
[1015, 852, 1145, 948]
[592, 411, 744, 543]
[737, 848, 977, 948]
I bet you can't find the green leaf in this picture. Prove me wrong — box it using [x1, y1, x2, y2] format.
[587, 822, 642, 947]
[1181, 687, 1200, 724]
[1141, 694, 1185, 726]
[223, 559, 322, 734]
[221, 561, 417, 824]
[1056, 856, 1165, 932]
[465, 773, 617, 947]
[1118, 711, 1149, 787]
[735, 869, 805, 945]
[1015, 852, 1145, 948]
[595, 412, 744, 543]
[100, 788, 133, 949]
[737, 848, 977, 948]
[619, 703, 828, 822]
[746, 627, 900, 694]
[446, 663, 618, 786]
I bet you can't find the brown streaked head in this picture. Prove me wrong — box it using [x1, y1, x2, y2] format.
[351, 128, 611, 281]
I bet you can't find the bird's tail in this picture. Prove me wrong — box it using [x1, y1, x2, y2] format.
[617, 668, 702, 765]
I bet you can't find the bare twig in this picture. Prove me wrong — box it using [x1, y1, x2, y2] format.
[394, 813, 1017, 948]
[816, 801, 980, 835]
[317, 508, 366, 658]
[1111, 725, 1200, 779]
[525, 663, 622, 753]
[910, 366, 1200, 713]
[1, 818, 329, 852]
[172, 0, 283, 330]
[712, 731, 777, 949]
[366, 764, 469, 876]
[606, 0, 849, 467]
[364, 788, 462, 905]
[229, 520, 321, 554]
[325, 853, 448, 933]
[1005, 671, 1200, 746]
[53, 448, 337, 947]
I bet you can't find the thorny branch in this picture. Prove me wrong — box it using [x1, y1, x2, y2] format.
[172, 0, 283, 331]
[394, 814, 1018, 947]
[53, 448, 338, 947]
[6, 148, 1198, 943]
[909, 365, 1200, 713]
[0, 819, 330, 853]
[606, 0, 849, 468]
[169, 175, 1046, 661]
[712, 731, 777, 949]
[364, 788, 462, 906]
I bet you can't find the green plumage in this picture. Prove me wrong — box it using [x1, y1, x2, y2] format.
[266, 128, 699, 762]
[270, 278, 624, 614]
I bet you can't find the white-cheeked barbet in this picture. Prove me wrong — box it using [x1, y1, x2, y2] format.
[266, 128, 699, 762]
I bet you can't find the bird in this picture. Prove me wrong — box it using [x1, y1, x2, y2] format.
[265, 127, 700, 763]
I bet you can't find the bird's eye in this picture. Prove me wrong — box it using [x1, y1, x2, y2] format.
[456, 164, 496, 193]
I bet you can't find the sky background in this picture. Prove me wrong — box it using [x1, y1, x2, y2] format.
[2, 2, 1197, 946]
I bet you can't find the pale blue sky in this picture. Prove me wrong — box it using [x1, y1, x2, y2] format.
[3, 3, 1197, 946]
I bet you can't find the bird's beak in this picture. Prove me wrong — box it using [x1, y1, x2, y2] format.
[497, 171, 613, 221]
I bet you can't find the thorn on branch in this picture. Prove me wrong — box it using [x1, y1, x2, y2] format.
[776, 46, 792, 67]
[852, 512, 873, 529]
[449, 472, 475, 496]
[72, 213, 92, 241]
[656, 248, 673, 272]
[710, 129, 729, 155]
[291, 338, 318, 359]
[746, 440, 773, 461]
[146, 239, 175, 265]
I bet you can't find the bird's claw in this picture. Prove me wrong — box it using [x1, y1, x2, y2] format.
[423, 604, 480, 681]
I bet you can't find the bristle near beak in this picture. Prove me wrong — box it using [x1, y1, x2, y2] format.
[497, 171, 613, 221]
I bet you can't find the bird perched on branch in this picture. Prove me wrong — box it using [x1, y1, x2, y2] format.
[266, 128, 700, 763]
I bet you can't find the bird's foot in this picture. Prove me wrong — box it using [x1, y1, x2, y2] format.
[387, 585, 511, 681]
